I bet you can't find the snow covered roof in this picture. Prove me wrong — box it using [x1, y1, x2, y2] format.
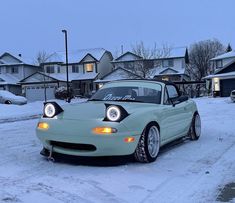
[149, 66, 186, 78]
[210, 51, 235, 61]
[48, 72, 99, 81]
[20, 72, 99, 83]
[95, 67, 142, 83]
[44, 48, 109, 64]
[204, 71, 235, 79]
[113, 47, 187, 62]
[0, 74, 19, 85]
[164, 47, 187, 59]
[0, 52, 36, 66]
[113, 52, 143, 62]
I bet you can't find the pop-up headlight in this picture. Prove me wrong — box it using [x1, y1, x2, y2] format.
[104, 104, 129, 122]
[43, 102, 63, 118]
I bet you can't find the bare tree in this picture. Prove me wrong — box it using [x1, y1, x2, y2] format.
[187, 39, 225, 96]
[34, 51, 52, 66]
[131, 41, 171, 78]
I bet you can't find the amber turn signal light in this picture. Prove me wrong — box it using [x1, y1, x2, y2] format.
[92, 127, 117, 134]
[124, 137, 135, 143]
[37, 122, 49, 130]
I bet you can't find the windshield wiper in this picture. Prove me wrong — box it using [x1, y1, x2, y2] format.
[113, 99, 143, 103]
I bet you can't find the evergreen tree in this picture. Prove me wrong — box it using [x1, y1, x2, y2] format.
[226, 43, 232, 52]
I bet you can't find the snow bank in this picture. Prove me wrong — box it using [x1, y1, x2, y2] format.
[0, 98, 87, 122]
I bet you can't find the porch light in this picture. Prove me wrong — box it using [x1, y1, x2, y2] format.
[98, 83, 103, 89]
[213, 77, 220, 91]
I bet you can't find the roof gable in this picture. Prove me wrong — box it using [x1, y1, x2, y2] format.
[80, 54, 98, 63]
[114, 52, 142, 62]
[159, 68, 178, 74]
[100, 67, 142, 81]
[44, 48, 108, 64]
[0, 53, 23, 64]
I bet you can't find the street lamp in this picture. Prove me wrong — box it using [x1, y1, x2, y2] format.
[62, 29, 70, 103]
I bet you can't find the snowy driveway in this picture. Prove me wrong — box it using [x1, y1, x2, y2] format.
[0, 98, 235, 203]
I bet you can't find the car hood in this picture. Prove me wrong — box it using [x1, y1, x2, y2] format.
[60, 101, 159, 120]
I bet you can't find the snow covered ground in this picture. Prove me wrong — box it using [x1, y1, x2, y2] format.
[0, 97, 235, 203]
[0, 98, 86, 123]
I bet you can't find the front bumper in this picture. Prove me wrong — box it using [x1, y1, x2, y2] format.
[36, 118, 141, 157]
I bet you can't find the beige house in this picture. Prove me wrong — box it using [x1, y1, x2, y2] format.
[20, 48, 113, 101]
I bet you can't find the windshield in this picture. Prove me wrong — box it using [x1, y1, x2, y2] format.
[0, 90, 15, 97]
[90, 85, 162, 104]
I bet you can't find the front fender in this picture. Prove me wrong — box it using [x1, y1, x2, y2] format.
[121, 108, 162, 135]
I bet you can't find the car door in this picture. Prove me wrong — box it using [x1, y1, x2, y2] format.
[160, 85, 187, 143]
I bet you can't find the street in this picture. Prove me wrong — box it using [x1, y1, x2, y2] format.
[0, 98, 235, 203]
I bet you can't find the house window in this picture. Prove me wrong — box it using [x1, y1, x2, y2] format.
[72, 64, 79, 73]
[57, 66, 61, 73]
[46, 66, 55, 73]
[163, 59, 174, 67]
[216, 60, 222, 68]
[84, 63, 94, 72]
[11, 67, 19, 73]
[124, 62, 134, 70]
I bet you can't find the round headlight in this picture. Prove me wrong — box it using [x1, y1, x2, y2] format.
[106, 106, 121, 122]
[44, 103, 56, 118]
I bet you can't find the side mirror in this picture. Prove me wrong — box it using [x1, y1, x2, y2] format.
[171, 95, 189, 107]
[178, 95, 189, 102]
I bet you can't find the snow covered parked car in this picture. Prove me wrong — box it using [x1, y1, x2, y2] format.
[230, 90, 235, 102]
[36, 80, 201, 163]
[0, 90, 27, 105]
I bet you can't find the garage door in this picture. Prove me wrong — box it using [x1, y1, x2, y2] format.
[26, 86, 56, 102]
[220, 79, 235, 97]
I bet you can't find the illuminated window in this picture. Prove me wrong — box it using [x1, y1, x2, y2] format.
[162, 76, 169, 81]
[85, 63, 94, 72]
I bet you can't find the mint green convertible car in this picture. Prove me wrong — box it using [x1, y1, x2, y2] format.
[36, 80, 201, 163]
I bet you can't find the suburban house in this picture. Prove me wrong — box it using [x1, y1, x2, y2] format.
[0, 52, 41, 95]
[111, 47, 189, 81]
[19, 48, 113, 101]
[95, 67, 143, 87]
[204, 51, 235, 97]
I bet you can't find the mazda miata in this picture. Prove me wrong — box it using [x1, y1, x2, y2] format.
[36, 80, 201, 163]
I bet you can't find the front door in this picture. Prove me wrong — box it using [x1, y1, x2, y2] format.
[160, 85, 188, 143]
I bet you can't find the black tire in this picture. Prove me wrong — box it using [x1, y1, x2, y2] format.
[5, 100, 12, 105]
[189, 112, 201, 140]
[134, 124, 160, 163]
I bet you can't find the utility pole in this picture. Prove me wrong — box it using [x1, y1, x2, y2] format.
[62, 29, 70, 103]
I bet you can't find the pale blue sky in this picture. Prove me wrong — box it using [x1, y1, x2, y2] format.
[1, 0, 235, 60]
